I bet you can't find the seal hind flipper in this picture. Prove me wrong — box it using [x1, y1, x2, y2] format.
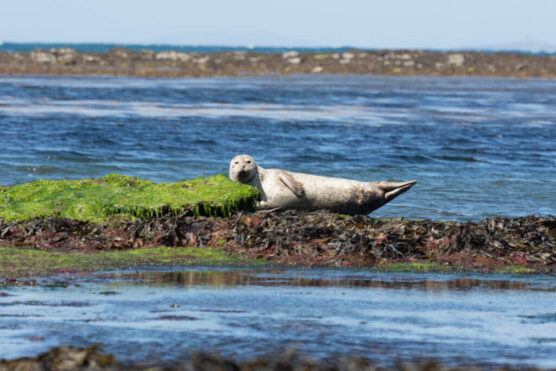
[379, 180, 417, 202]
[278, 171, 306, 198]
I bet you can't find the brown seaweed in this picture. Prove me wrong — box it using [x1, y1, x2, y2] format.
[1, 211, 554, 271]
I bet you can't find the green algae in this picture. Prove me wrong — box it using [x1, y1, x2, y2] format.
[377, 262, 453, 273]
[495, 265, 536, 274]
[0, 246, 261, 279]
[0, 174, 259, 222]
[313, 54, 330, 60]
[377, 262, 544, 274]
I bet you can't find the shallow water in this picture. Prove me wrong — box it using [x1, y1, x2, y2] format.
[1, 75, 555, 220]
[1, 267, 555, 368]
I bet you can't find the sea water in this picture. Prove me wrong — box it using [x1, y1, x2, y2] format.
[1, 75, 554, 220]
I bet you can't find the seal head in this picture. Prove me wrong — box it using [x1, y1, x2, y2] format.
[229, 154, 258, 183]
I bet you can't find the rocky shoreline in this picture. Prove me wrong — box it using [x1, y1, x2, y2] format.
[1, 47, 555, 78]
[1, 211, 554, 274]
[0, 345, 545, 371]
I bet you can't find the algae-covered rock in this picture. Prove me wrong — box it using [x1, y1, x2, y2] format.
[0, 174, 259, 222]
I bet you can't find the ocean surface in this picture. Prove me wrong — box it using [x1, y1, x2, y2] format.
[0, 74, 555, 220]
[1, 268, 556, 368]
[1, 42, 555, 55]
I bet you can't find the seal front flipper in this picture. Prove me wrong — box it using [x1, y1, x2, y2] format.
[278, 171, 306, 198]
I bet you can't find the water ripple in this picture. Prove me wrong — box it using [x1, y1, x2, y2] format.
[0, 75, 555, 220]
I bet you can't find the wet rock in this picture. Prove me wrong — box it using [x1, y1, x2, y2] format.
[138, 50, 156, 60]
[395, 53, 412, 60]
[195, 56, 210, 64]
[0, 345, 118, 370]
[282, 51, 299, 59]
[108, 48, 130, 59]
[447, 53, 465, 67]
[312, 66, 324, 73]
[50, 48, 77, 65]
[339, 52, 355, 64]
[1, 49, 555, 78]
[342, 52, 355, 61]
[286, 57, 302, 65]
[233, 51, 247, 60]
[0, 346, 544, 370]
[30, 50, 56, 63]
[82, 54, 101, 63]
[50, 47, 74, 54]
[155, 51, 190, 62]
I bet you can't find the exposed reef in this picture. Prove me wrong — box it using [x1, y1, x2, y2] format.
[0, 345, 547, 371]
[1, 175, 554, 276]
[1, 47, 555, 78]
[1, 211, 554, 276]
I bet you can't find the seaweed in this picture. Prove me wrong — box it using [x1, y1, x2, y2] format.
[0, 174, 259, 222]
[1, 210, 554, 273]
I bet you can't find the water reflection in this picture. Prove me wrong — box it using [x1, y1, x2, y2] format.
[94, 269, 550, 292]
[1, 268, 556, 368]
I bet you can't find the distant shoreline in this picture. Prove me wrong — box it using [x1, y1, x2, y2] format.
[1, 47, 555, 78]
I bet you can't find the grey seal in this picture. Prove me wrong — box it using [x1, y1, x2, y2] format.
[229, 154, 416, 215]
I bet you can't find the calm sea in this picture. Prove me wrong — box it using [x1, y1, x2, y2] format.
[0, 74, 554, 220]
[1, 42, 555, 55]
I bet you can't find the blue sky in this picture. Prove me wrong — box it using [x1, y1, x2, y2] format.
[1, 0, 556, 49]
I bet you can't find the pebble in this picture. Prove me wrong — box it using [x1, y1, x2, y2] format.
[312, 66, 323, 73]
[155, 51, 190, 62]
[195, 56, 210, 64]
[396, 53, 412, 60]
[30, 51, 56, 63]
[341, 52, 355, 60]
[282, 51, 299, 59]
[234, 51, 247, 60]
[286, 57, 301, 65]
[447, 53, 465, 67]
[82, 54, 101, 63]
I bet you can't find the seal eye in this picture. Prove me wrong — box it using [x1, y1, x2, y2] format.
[247, 161, 251, 164]
[235, 161, 239, 164]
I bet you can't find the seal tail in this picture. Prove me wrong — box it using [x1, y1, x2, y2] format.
[379, 180, 417, 202]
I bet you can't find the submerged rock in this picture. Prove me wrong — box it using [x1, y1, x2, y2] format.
[0, 345, 545, 370]
[0, 345, 118, 370]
